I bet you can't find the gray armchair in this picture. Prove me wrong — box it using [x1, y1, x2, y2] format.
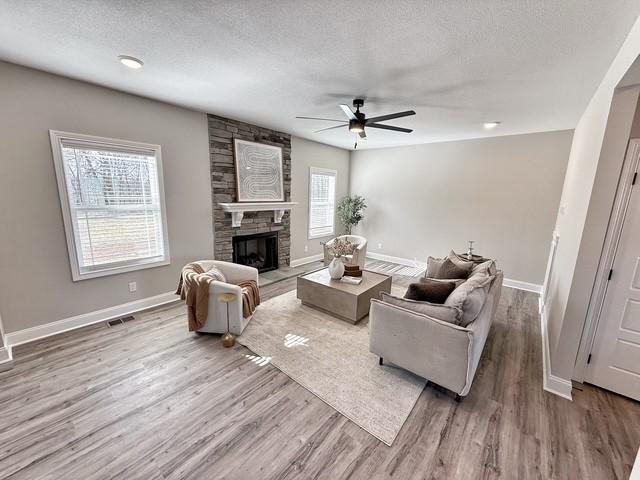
[323, 235, 368, 270]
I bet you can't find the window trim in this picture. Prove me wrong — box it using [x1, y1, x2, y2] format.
[307, 166, 338, 240]
[49, 130, 171, 281]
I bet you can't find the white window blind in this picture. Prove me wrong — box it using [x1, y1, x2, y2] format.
[50, 131, 170, 280]
[308, 167, 337, 239]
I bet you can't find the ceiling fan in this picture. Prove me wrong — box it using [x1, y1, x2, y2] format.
[296, 99, 416, 148]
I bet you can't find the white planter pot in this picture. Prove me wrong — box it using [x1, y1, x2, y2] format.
[328, 257, 345, 279]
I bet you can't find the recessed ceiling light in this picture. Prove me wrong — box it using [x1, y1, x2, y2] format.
[483, 121, 501, 129]
[118, 55, 144, 69]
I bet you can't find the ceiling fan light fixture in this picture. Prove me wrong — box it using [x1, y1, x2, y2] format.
[299, 98, 416, 142]
[349, 119, 364, 133]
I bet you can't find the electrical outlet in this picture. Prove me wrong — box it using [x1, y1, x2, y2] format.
[378, 243, 383, 250]
[128, 282, 137, 293]
[304, 245, 308, 252]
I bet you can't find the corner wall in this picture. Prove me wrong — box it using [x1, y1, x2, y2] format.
[545, 17, 640, 382]
[348, 131, 573, 285]
[290, 137, 351, 263]
[0, 61, 213, 334]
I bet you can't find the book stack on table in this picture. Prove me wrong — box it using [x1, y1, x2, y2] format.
[344, 265, 362, 277]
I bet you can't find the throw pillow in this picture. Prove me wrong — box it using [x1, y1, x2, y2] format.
[381, 292, 462, 324]
[444, 275, 494, 327]
[435, 257, 473, 280]
[425, 256, 445, 278]
[466, 271, 494, 287]
[404, 279, 457, 303]
[419, 277, 466, 289]
[471, 259, 497, 277]
[202, 266, 226, 283]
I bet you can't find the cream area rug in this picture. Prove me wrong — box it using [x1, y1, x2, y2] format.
[237, 289, 426, 446]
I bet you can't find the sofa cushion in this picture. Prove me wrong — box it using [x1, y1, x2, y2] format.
[470, 259, 497, 277]
[404, 279, 457, 304]
[425, 256, 445, 278]
[202, 265, 226, 283]
[419, 276, 466, 289]
[444, 275, 493, 327]
[381, 292, 462, 324]
[435, 257, 473, 280]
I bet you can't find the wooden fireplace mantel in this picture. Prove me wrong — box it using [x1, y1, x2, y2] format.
[218, 202, 297, 228]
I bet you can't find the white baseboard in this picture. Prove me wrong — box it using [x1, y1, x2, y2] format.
[290, 253, 324, 267]
[502, 278, 542, 294]
[367, 251, 425, 268]
[540, 305, 573, 400]
[0, 345, 12, 370]
[5, 291, 179, 347]
[367, 252, 543, 293]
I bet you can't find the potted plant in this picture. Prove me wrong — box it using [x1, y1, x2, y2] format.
[337, 195, 367, 235]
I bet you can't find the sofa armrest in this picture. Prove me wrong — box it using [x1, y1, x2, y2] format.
[212, 261, 259, 285]
[369, 298, 473, 395]
[209, 280, 243, 297]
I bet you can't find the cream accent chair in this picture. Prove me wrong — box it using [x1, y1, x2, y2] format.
[369, 271, 503, 399]
[323, 235, 368, 269]
[192, 260, 259, 335]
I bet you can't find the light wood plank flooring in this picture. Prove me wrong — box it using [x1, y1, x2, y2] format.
[1, 261, 639, 479]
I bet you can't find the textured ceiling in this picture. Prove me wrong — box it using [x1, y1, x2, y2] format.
[0, 1, 639, 150]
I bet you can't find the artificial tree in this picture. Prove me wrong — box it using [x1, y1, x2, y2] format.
[337, 195, 367, 235]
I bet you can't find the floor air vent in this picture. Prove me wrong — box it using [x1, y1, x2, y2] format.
[107, 315, 135, 327]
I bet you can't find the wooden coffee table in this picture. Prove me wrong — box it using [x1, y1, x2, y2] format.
[296, 268, 392, 324]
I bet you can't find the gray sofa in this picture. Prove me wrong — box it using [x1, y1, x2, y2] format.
[369, 269, 503, 398]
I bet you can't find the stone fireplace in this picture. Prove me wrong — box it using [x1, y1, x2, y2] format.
[208, 114, 292, 267]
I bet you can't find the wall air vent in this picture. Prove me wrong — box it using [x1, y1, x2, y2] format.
[107, 315, 135, 327]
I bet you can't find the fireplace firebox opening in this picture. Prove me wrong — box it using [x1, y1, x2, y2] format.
[232, 231, 279, 273]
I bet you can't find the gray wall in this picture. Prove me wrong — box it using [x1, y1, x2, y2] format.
[555, 86, 640, 380]
[544, 18, 640, 381]
[349, 131, 573, 284]
[546, 72, 640, 379]
[0, 61, 213, 333]
[290, 137, 351, 262]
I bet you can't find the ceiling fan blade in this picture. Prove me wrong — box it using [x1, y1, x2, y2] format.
[296, 116, 347, 123]
[339, 104, 357, 120]
[359, 130, 367, 139]
[314, 124, 347, 133]
[366, 123, 413, 133]
[365, 110, 416, 124]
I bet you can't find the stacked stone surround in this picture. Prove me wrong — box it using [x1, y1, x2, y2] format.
[208, 114, 291, 266]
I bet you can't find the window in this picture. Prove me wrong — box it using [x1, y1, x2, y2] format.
[308, 167, 337, 239]
[50, 131, 170, 281]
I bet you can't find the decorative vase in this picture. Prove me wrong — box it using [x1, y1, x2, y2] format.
[328, 256, 345, 279]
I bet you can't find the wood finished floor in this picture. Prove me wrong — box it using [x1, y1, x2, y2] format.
[1, 261, 639, 479]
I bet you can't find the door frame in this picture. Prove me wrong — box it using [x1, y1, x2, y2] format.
[574, 139, 640, 381]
